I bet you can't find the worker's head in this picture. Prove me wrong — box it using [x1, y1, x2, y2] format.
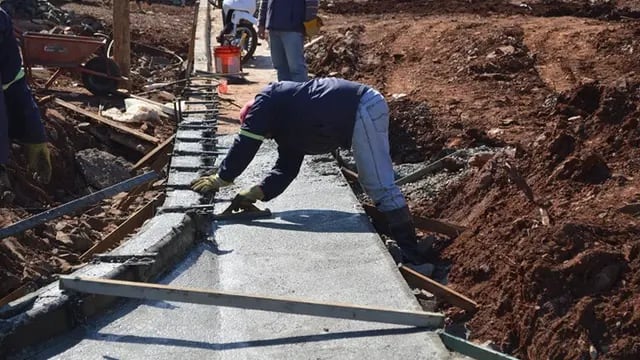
[239, 99, 255, 125]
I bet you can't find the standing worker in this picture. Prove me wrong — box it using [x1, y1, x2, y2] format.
[191, 77, 424, 264]
[257, 0, 321, 82]
[0, 7, 52, 197]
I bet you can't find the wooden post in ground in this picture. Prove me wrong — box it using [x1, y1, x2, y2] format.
[113, 0, 131, 84]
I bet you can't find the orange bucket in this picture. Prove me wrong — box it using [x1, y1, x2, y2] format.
[213, 46, 241, 74]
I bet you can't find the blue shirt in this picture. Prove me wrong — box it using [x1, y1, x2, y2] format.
[0, 9, 22, 87]
[219, 78, 367, 200]
[258, 0, 318, 32]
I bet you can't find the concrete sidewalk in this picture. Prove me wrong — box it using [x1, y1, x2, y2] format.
[23, 138, 453, 359]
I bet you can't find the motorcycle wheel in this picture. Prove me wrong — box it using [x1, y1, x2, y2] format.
[82, 57, 120, 96]
[234, 23, 258, 64]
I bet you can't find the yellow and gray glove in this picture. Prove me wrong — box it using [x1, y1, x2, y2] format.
[233, 185, 264, 208]
[190, 173, 232, 194]
[25, 143, 52, 184]
[303, 16, 323, 38]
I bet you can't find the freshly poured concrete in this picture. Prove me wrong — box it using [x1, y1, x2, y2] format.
[21, 138, 453, 359]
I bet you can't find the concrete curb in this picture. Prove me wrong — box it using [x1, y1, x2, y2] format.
[0, 1, 215, 356]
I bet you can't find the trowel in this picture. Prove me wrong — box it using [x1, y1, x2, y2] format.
[213, 194, 272, 221]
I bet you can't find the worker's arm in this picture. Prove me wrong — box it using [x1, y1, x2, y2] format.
[305, 0, 318, 21]
[259, 146, 304, 201]
[217, 92, 273, 182]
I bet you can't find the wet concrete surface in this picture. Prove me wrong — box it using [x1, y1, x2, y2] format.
[17, 137, 454, 359]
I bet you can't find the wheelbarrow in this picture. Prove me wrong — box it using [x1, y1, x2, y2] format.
[19, 32, 126, 96]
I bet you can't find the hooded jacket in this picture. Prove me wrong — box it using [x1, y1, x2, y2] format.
[218, 77, 368, 200]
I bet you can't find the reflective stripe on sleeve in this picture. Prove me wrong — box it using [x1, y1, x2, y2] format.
[2, 68, 25, 91]
[239, 129, 265, 141]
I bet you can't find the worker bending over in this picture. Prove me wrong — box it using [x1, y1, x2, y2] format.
[0, 8, 52, 195]
[191, 77, 424, 264]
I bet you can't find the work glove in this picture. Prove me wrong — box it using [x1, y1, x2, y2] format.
[190, 173, 232, 194]
[233, 185, 264, 208]
[303, 16, 323, 38]
[25, 143, 52, 184]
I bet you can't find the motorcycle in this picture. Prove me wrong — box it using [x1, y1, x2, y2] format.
[211, 0, 258, 64]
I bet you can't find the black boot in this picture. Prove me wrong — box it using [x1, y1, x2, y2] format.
[383, 206, 422, 264]
[0, 165, 14, 205]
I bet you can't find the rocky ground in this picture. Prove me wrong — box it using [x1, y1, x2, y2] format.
[308, 1, 640, 359]
[0, 1, 193, 302]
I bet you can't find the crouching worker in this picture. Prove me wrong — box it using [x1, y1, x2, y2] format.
[1, 8, 52, 198]
[191, 77, 424, 264]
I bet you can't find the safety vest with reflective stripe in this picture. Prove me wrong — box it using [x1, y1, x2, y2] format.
[2, 68, 24, 91]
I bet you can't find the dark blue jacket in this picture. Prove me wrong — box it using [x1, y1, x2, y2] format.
[258, 0, 318, 32]
[0, 8, 47, 165]
[0, 8, 22, 88]
[218, 78, 367, 201]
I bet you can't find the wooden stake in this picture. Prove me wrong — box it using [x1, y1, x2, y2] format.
[59, 276, 445, 328]
[362, 203, 466, 238]
[395, 150, 464, 186]
[113, 0, 131, 78]
[133, 135, 175, 171]
[399, 265, 478, 313]
[53, 98, 160, 144]
[80, 194, 165, 261]
[412, 215, 466, 239]
[0, 282, 36, 308]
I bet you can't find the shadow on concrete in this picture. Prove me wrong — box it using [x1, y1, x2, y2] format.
[243, 54, 273, 70]
[220, 209, 372, 233]
[90, 327, 426, 351]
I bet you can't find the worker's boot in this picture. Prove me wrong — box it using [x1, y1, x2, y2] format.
[0, 165, 15, 205]
[384, 206, 423, 265]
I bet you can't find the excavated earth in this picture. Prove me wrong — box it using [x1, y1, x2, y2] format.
[309, 1, 640, 359]
[0, 2, 193, 302]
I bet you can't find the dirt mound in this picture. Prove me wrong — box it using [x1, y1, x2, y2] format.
[416, 80, 640, 359]
[388, 99, 450, 163]
[467, 26, 536, 78]
[306, 25, 365, 79]
[322, 0, 640, 19]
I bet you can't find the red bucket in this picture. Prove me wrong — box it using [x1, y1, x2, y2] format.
[213, 46, 241, 74]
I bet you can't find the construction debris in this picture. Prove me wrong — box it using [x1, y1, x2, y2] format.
[75, 149, 134, 190]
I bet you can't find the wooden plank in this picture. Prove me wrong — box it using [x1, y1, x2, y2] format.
[0, 282, 36, 308]
[395, 150, 464, 186]
[438, 331, 520, 360]
[113, 0, 131, 77]
[340, 166, 359, 182]
[304, 35, 324, 50]
[59, 276, 445, 328]
[342, 166, 466, 238]
[362, 203, 465, 238]
[133, 134, 175, 171]
[399, 265, 478, 313]
[53, 98, 160, 144]
[412, 215, 466, 239]
[80, 194, 165, 261]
